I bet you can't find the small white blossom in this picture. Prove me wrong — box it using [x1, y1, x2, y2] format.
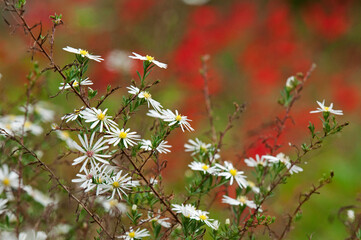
[118, 228, 150, 239]
[172, 204, 197, 218]
[63, 46, 104, 62]
[23, 186, 57, 207]
[140, 139, 171, 154]
[148, 109, 193, 132]
[59, 77, 93, 90]
[129, 52, 167, 69]
[188, 161, 218, 174]
[61, 108, 84, 123]
[222, 195, 258, 210]
[244, 154, 278, 168]
[105, 127, 140, 148]
[184, 138, 211, 155]
[81, 107, 118, 132]
[215, 161, 247, 188]
[190, 210, 218, 230]
[98, 197, 127, 216]
[102, 170, 139, 199]
[246, 180, 260, 194]
[0, 164, 20, 193]
[19, 230, 47, 240]
[72, 132, 111, 172]
[310, 100, 343, 115]
[127, 85, 162, 111]
[347, 210, 355, 222]
[268, 153, 303, 174]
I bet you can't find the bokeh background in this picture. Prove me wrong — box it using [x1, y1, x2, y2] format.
[1, 0, 361, 238]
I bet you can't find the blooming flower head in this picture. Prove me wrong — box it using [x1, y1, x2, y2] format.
[19, 229, 47, 240]
[103, 170, 139, 199]
[215, 161, 247, 188]
[59, 77, 93, 90]
[269, 153, 303, 175]
[61, 108, 84, 123]
[246, 180, 260, 194]
[63, 46, 104, 62]
[172, 203, 197, 218]
[0, 164, 20, 193]
[118, 228, 150, 239]
[244, 154, 278, 168]
[72, 132, 111, 172]
[310, 100, 343, 115]
[98, 197, 127, 216]
[127, 85, 163, 111]
[140, 139, 171, 154]
[129, 52, 167, 69]
[81, 107, 118, 132]
[148, 109, 194, 132]
[105, 127, 140, 148]
[184, 138, 212, 156]
[188, 161, 218, 174]
[72, 163, 102, 192]
[222, 195, 257, 210]
[190, 210, 218, 230]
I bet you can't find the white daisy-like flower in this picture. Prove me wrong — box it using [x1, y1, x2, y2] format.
[268, 153, 303, 175]
[98, 197, 127, 216]
[140, 139, 171, 154]
[222, 195, 257, 210]
[19, 230, 47, 240]
[172, 204, 197, 218]
[0, 164, 20, 193]
[184, 138, 212, 155]
[81, 107, 118, 132]
[63, 46, 104, 62]
[310, 100, 343, 115]
[105, 127, 140, 148]
[59, 77, 93, 90]
[246, 180, 260, 194]
[103, 170, 139, 199]
[215, 161, 247, 188]
[188, 161, 218, 174]
[72, 132, 111, 172]
[23, 186, 56, 207]
[0, 198, 8, 214]
[148, 109, 193, 132]
[141, 211, 171, 228]
[61, 108, 84, 123]
[190, 210, 218, 230]
[71, 163, 101, 192]
[118, 228, 150, 239]
[127, 85, 163, 112]
[91, 165, 115, 195]
[129, 52, 167, 69]
[244, 154, 278, 168]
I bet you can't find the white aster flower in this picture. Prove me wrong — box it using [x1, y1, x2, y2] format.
[103, 170, 139, 199]
[118, 228, 150, 239]
[140, 139, 171, 154]
[222, 195, 258, 210]
[127, 85, 162, 111]
[81, 107, 118, 132]
[172, 204, 197, 218]
[105, 127, 140, 148]
[148, 109, 193, 132]
[246, 180, 260, 194]
[215, 161, 247, 188]
[188, 161, 218, 174]
[72, 132, 111, 172]
[59, 77, 93, 90]
[129, 52, 167, 69]
[244, 154, 278, 168]
[190, 210, 218, 230]
[0, 198, 8, 214]
[98, 197, 127, 216]
[63, 46, 104, 62]
[71, 164, 101, 192]
[19, 230, 47, 240]
[269, 153, 303, 174]
[184, 138, 212, 155]
[23, 186, 56, 207]
[61, 108, 84, 123]
[310, 100, 343, 115]
[0, 164, 20, 193]
[141, 211, 171, 228]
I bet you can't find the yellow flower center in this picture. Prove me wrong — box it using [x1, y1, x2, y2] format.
[109, 199, 118, 207]
[229, 169, 237, 176]
[202, 165, 209, 171]
[72, 80, 79, 87]
[5, 124, 11, 129]
[112, 181, 120, 188]
[62, 131, 70, 138]
[200, 214, 208, 221]
[324, 107, 329, 111]
[143, 92, 151, 99]
[79, 49, 88, 56]
[128, 231, 135, 238]
[24, 121, 31, 128]
[248, 181, 255, 188]
[119, 132, 127, 139]
[2, 178, 10, 186]
[175, 115, 182, 121]
[146, 55, 154, 61]
[97, 112, 105, 121]
[237, 196, 247, 204]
